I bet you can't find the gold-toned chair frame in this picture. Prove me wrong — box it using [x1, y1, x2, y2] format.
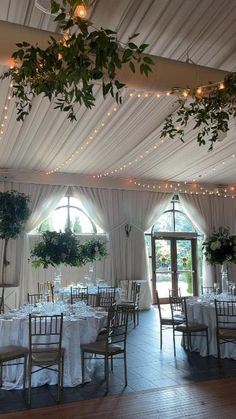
[81, 305, 129, 391]
[28, 313, 64, 405]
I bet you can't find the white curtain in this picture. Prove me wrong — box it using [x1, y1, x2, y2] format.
[122, 190, 172, 308]
[179, 194, 236, 287]
[73, 186, 172, 309]
[72, 186, 126, 284]
[18, 183, 68, 304]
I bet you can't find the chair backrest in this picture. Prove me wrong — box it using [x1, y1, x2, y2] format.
[27, 293, 49, 305]
[98, 286, 116, 310]
[70, 286, 88, 304]
[29, 313, 63, 353]
[215, 299, 236, 331]
[228, 284, 236, 296]
[38, 281, 54, 302]
[106, 305, 129, 349]
[0, 297, 3, 314]
[201, 286, 218, 295]
[129, 282, 141, 305]
[169, 296, 187, 325]
[168, 288, 181, 298]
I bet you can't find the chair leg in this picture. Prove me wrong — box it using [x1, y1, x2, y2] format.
[61, 355, 64, 390]
[206, 330, 209, 357]
[57, 362, 62, 402]
[186, 332, 191, 353]
[27, 361, 32, 406]
[23, 355, 27, 393]
[173, 328, 176, 357]
[137, 309, 139, 326]
[133, 309, 136, 328]
[81, 351, 85, 385]
[124, 352, 127, 386]
[110, 355, 113, 372]
[105, 356, 109, 391]
[217, 334, 221, 359]
[160, 324, 163, 350]
[0, 363, 2, 387]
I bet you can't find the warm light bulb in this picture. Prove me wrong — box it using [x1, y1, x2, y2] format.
[196, 87, 202, 95]
[219, 82, 224, 90]
[74, 4, 87, 18]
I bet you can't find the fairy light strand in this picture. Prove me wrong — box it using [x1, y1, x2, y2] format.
[128, 178, 236, 198]
[0, 82, 13, 141]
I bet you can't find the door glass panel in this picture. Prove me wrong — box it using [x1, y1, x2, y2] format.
[176, 239, 193, 296]
[155, 239, 172, 298]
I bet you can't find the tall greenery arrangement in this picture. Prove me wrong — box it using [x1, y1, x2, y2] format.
[0, 190, 31, 310]
[1, 0, 153, 122]
[30, 230, 107, 269]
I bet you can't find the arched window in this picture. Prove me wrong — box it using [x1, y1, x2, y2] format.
[31, 196, 104, 235]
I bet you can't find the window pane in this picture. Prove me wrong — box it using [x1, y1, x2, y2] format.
[70, 208, 95, 234]
[153, 211, 173, 232]
[58, 196, 69, 206]
[174, 212, 194, 232]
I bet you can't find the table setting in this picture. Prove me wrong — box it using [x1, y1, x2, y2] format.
[0, 301, 107, 390]
[186, 294, 236, 358]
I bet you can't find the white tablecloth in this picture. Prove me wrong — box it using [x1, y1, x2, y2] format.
[186, 296, 236, 359]
[0, 308, 106, 390]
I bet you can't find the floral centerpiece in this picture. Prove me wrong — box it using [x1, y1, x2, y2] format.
[30, 230, 107, 269]
[202, 227, 236, 265]
[202, 227, 236, 292]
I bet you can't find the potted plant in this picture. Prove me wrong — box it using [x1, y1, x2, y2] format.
[0, 190, 31, 311]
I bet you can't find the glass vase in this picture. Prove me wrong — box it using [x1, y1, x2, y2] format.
[221, 262, 229, 294]
[53, 266, 62, 302]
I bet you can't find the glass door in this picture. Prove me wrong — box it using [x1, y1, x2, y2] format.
[153, 236, 197, 302]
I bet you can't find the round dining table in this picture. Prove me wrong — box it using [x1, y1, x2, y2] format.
[0, 302, 107, 390]
[186, 295, 236, 359]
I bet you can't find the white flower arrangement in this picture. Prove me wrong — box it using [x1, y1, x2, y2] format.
[202, 227, 236, 265]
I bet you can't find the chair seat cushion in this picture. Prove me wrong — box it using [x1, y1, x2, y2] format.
[31, 348, 64, 365]
[176, 323, 208, 332]
[0, 346, 28, 362]
[81, 340, 123, 355]
[219, 328, 236, 339]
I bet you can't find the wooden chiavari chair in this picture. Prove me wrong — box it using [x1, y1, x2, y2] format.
[28, 313, 64, 405]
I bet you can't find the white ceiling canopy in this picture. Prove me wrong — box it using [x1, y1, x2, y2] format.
[0, 0, 235, 191]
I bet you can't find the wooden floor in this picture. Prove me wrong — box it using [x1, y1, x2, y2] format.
[2, 377, 236, 419]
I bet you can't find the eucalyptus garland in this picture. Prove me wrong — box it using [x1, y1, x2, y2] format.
[161, 72, 236, 150]
[1, 0, 153, 121]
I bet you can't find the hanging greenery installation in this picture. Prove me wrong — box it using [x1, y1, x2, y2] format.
[1, 0, 153, 122]
[161, 72, 236, 150]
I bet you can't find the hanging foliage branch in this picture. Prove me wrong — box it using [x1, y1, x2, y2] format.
[161, 72, 236, 150]
[1, 0, 153, 122]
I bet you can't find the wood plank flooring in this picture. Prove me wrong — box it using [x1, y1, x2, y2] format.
[2, 377, 236, 419]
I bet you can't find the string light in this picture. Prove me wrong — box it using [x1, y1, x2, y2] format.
[46, 103, 121, 175]
[45, 78, 226, 176]
[128, 178, 236, 198]
[0, 83, 13, 141]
